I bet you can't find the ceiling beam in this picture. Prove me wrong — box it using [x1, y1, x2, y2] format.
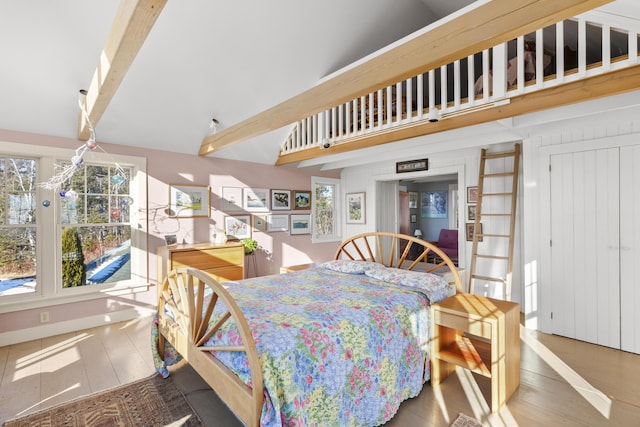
[198, 0, 612, 156]
[78, 0, 167, 141]
[275, 64, 640, 165]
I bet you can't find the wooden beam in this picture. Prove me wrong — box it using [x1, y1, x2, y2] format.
[78, 0, 167, 140]
[275, 64, 640, 165]
[199, 0, 612, 156]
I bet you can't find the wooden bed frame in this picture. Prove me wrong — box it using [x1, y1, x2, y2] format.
[156, 232, 462, 427]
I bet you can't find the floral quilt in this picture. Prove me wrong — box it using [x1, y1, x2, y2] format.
[153, 262, 455, 427]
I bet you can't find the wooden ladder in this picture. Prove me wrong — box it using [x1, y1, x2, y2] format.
[468, 143, 520, 300]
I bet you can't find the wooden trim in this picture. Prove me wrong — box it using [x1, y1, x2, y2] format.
[78, 0, 167, 140]
[276, 63, 640, 165]
[199, 0, 612, 156]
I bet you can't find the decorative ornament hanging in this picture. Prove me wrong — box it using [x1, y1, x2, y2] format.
[64, 189, 79, 201]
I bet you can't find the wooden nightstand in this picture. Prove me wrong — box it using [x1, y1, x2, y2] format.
[280, 263, 315, 274]
[430, 293, 520, 412]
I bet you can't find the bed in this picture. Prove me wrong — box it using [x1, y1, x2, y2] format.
[152, 232, 462, 427]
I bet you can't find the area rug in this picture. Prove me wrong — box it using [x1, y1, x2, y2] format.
[450, 412, 484, 427]
[2, 374, 202, 427]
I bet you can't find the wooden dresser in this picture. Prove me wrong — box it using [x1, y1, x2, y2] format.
[157, 242, 244, 285]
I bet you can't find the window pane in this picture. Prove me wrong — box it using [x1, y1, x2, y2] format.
[0, 227, 37, 295]
[314, 183, 335, 236]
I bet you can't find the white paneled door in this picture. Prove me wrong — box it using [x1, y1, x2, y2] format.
[549, 144, 639, 354]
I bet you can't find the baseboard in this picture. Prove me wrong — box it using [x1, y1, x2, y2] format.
[0, 306, 157, 346]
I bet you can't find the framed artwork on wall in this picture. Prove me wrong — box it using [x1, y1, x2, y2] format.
[267, 214, 289, 232]
[252, 214, 267, 232]
[225, 215, 251, 240]
[467, 186, 478, 204]
[293, 190, 311, 210]
[290, 214, 311, 234]
[421, 191, 447, 218]
[410, 214, 417, 223]
[169, 184, 210, 218]
[271, 189, 291, 210]
[243, 187, 269, 212]
[466, 222, 483, 242]
[408, 191, 418, 209]
[467, 205, 476, 221]
[346, 192, 366, 224]
[221, 186, 243, 212]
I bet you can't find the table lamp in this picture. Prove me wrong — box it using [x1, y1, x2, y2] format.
[414, 229, 423, 238]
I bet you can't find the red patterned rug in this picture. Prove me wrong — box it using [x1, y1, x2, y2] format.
[2, 374, 202, 427]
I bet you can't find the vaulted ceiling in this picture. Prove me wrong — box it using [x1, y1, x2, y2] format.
[1, 1, 639, 168]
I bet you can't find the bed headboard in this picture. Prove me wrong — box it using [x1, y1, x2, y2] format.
[334, 231, 462, 292]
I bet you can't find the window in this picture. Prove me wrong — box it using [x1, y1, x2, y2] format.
[0, 141, 147, 309]
[311, 177, 341, 243]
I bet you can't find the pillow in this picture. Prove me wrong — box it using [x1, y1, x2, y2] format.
[319, 259, 383, 274]
[364, 266, 456, 302]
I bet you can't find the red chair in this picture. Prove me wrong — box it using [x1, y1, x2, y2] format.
[434, 229, 458, 265]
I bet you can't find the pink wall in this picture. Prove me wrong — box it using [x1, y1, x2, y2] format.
[0, 129, 340, 338]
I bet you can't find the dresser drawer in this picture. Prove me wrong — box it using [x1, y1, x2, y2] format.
[171, 246, 243, 270]
[203, 266, 244, 283]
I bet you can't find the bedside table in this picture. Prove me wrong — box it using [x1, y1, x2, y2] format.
[280, 263, 315, 274]
[430, 293, 520, 412]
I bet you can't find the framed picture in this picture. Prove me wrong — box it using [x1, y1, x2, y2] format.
[396, 158, 428, 173]
[293, 190, 311, 210]
[267, 214, 289, 232]
[467, 186, 478, 204]
[346, 192, 366, 224]
[164, 234, 177, 245]
[252, 214, 267, 232]
[221, 186, 243, 212]
[225, 215, 251, 239]
[290, 214, 311, 235]
[421, 191, 447, 218]
[408, 191, 418, 209]
[466, 222, 483, 242]
[271, 189, 291, 210]
[410, 214, 417, 223]
[468, 205, 477, 221]
[169, 184, 210, 218]
[243, 187, 269, 212]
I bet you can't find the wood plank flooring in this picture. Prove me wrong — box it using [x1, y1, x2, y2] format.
[1, 316, 639, 426]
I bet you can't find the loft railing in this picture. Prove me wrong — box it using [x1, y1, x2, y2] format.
[280, 12, 640, 156]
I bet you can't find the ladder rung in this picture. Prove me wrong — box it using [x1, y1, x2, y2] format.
[483, 151, 516, 160]
[481, 172, 514, 178]
[472, 254, 509, 260]
[471, 274, 507, 284]
[478, 213, 510, 217]
[482, 233, 510, 238]
[479, 192, 513, 197]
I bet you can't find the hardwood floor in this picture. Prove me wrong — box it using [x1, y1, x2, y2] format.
[1, 316, 639, 426]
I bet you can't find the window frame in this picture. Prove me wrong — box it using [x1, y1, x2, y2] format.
[0, 141, 148, 312]
[311, 176, 342, 243]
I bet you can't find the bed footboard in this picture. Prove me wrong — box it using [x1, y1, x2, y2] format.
[157, 267, 263, 427]
[335, 231, 463, 292]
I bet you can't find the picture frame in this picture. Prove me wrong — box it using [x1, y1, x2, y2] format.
[243, 187, 269, 212]
[410, 214, 417, 223]
[408, 191, 418, 209]
[169, 184, 210, 218]
[467, 186, 478, 204]
[164, 234, 177, 245]
[467, 205, 477, 221]
[271, 189, 291, 210]
[290, 214, 311, 235]
[252, 214, 267, 232]
[421, 191, 447, 218]
[466, 222, 483, 242]
[346, 192, 366, 224]
[225, 215, 251, 240]
[396, 158, 428, 173]
[221, 186, 243, 212]
[293, 190, 312, 210]
[267, 214, 289, 232]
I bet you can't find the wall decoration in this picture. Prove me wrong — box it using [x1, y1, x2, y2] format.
[410, 214, 417, 223]
[466, 222, 483, 242]
[290, 214, 311, 235]
[421, 191, 447, 218]
[346, 192, 366, 224]
[467, 186, 478, 204]
[467, 205, 477, 221]
[169, 184, 210, 218]
[293, 190, 312, 210]
[225, 215, 251, 239]
[164, 234, 177, 245]
[243, 187, 269, 212]
[396, 158, 428, 173]
[221, 186, 243, 212]
[409, 191, 418, 209]
[271, 189, 291, 210]
[267, 214, 289, 232]
[252, 214, 267, 232]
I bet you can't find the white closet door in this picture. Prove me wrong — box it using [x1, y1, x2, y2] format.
[550, 148, 620, 349]
[620, 145, 640, 354]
